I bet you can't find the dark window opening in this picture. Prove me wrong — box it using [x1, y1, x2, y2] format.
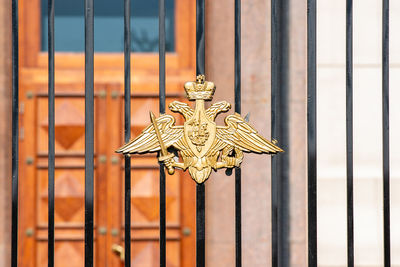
[41, 0, 175, 52]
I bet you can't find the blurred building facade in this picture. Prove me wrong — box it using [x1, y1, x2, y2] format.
[0, 0, 399, 266]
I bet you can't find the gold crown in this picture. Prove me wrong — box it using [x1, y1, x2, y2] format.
[184, 75, 216, 101]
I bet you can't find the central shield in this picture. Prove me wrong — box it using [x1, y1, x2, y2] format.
[184, 112, 216, 158]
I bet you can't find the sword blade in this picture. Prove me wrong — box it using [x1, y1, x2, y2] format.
[150, 112, 169, 156]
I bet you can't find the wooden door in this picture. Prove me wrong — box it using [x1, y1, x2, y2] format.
[17, 0, 196, 266]
[100, 86, 197, 267]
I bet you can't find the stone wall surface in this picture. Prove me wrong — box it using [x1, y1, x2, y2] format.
[204, 0, 236, 266]
[205, 0, 308, 266]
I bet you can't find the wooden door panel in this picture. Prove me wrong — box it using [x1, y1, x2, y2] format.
[33, 94, 102, 266]
[37, 169, 87, 225]
[35, 168, 96, 267]
[107, 95, 189, 266]
[37, 97, 92, 155]
[130, 241, 180, 267]
[129, 168, 180, 224]
[37, 242, 85, 267]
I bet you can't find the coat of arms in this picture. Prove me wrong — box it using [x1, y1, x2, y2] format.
[116, 75, 283, 184]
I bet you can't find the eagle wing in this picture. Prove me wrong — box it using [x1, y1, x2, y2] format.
[216, 113, 283, 154]
[168, 101, 194, 120]
[116, 114, 184, 154]
[205, 101, 231, 120]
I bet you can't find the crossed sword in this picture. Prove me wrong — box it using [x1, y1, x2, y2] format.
[150, 112, 175, 175]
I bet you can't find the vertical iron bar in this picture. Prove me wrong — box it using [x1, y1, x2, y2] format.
[196, 184, 205, 267]
[124, 0, 132, 265]
[48, 0, 55, 265]
[271, 1, 290, 266]
[307, 0, 317, 266]
[159, 0, 166, 113]
[271, 1, 280, 266]
[159, 168, 166, 267]
[159, 0, 166, 266]
[11, 0, 19, 266]
[345, 0, 354, 266]
[84, 0, 94, 265]
[196, 0, 205, 266]
[234, 0, 242, 266]
[382, 0, 391, 266]
[196, 0, 205, 76]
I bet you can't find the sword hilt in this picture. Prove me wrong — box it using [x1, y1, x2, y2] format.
[166, 165, 175, 175]
[159, 153, 175, 175]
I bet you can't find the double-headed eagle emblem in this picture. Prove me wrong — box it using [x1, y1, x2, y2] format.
[116, 75, 283, 184]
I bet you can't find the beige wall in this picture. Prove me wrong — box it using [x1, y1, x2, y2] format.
[317, 0, 400, 266]
[0, 0, 12, 266]
[204, 0, 236, 266]
[205, 0, 308, 266]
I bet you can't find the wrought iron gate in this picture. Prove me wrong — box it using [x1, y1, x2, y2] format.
[10, 0, 392, 266]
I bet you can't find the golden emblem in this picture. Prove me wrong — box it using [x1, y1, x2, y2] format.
[116, 75, 283, 184]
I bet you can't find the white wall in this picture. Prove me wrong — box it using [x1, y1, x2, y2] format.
[317, 0, 400, 266]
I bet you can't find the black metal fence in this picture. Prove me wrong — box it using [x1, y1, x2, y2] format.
[10, 0, 392, 267]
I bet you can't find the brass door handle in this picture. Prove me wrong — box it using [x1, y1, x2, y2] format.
[111, 244, 125, 261]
